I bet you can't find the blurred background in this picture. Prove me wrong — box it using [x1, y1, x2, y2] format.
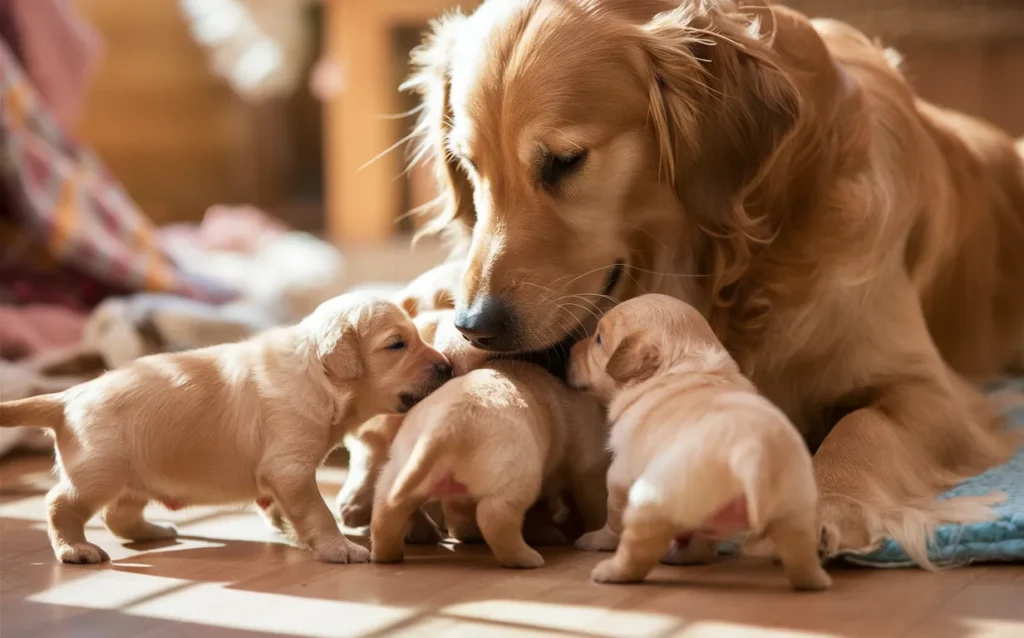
[1, 0, 1023, 386]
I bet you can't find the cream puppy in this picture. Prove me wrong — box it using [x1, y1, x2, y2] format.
[568, 294, 832, 590]
[336, 261, 467, 526]
[371, 360, 608, 568]
[0, 293, 451, 565]
[335, 307, 491, 529]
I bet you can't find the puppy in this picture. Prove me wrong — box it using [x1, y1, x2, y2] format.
[371, 360, 608, 568]
[335, 305, 491, 529]
[0, 293, 451, 564]
[568, 294, 831, 590]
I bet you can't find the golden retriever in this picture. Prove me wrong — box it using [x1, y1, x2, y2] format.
[371, 360, 608, 568]
[405, 0, 1024, 559]
[0, 293, 451, 564]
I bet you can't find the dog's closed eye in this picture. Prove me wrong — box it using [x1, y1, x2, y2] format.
[539, 150, 587, 188]
[385, 338, 407, 351]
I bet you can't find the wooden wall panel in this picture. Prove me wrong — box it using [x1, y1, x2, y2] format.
[73, 0, 253, 225]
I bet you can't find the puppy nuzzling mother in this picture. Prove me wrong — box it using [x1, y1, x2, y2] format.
[406, 0, 1024, 560]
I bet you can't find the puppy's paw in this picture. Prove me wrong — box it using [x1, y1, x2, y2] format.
[314, 537, 370, 564]
[788, 565, 833, 592]
[575, 526, 619, 552]
[590, 558, 641, 584]
[56, 542, 110, 564]
[339, 500, 373, 530]
[498, 548, 545, 569]
[371, 544, 405, 564]
[126, 521, 178, 542]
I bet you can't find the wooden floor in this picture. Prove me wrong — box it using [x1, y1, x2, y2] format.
[2, 455, 1022, 638]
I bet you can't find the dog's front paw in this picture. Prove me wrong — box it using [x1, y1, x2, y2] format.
[590, 558, 641, 584]
[817, 497, 875, 559]
[575, 526, 619, 552]
[56, 542, 110, 564]
[314, 537, 370, 564]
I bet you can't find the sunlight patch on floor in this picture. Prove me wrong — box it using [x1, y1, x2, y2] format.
[29, 570, 415, 638]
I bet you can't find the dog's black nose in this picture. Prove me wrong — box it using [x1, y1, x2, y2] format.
[455, 296, 513, 350]
[434, 362, 453, 380]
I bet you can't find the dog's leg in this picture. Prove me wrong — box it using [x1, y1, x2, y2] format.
[46, 481, 111, 564]
[590, 508, 675, 584]
[102, 494, 177, 542]
[370, 497, 421, 563]
[260, 466, 369, 563]
[575, 482, 627, 552]
[476, 496, 544, 568]
[765, 511, 832, 591]
[442, 497, 482, 543]
[813, 376, 1010, 562]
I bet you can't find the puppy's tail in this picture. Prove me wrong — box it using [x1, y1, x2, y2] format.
[388, 430, 464, 504]
[0, 394, 66, 431]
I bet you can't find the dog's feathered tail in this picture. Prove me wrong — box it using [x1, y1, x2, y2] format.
[822, 492, 1005, 570]
[0, 394, 66, 431]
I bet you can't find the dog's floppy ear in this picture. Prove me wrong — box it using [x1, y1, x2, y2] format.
[606, 335, 660, 384]
[317, 324, 363, 382]
[640, 3, 800, 225]
[403, 10, 474, 242]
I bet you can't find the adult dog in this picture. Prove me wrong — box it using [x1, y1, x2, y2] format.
[404, 0, 1024, 558]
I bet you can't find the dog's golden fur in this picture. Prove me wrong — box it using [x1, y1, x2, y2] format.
[0, 293, 450, 564]
[406, 0, 1024, 559]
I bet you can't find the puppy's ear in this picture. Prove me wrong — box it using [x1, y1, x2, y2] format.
[640, 4, 800, 225]
[399, 295, 419, 318]
[403, 10, 474, 243]
[317, 325, 363, 382]
[606, 335, 660, 384]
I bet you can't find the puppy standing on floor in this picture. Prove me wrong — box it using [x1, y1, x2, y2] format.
[371, 360, 609, 568]
[0, 293, 452, 564]
[335, 260, 479, 528]
[568, 294, 832, 590]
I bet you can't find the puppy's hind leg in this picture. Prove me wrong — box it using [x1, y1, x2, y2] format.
[765, 510, 832, 591]
[370, 496, 422, 563]
[591, 504, 676, 584]
[477, 495, 544, 569]
[47, 480, 114, 564]
[103, 494, 177, 542]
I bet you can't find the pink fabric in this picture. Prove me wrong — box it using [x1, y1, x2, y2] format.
[159, 206, 288, 255]
[0, 304, 87, 358]
[8, 0, 102, 130]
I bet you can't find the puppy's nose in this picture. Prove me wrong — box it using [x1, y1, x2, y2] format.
[433, 362, 453, 380]
[455, 296, 514, 350]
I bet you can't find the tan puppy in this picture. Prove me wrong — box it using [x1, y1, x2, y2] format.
[568, 294, 831, 590]
[371, 360, 608, 568]
[335, 307, 491, 529]
[336, 262, 466, 526]
[0, 293, 451, 564]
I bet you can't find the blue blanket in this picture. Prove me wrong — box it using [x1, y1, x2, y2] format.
[843, 381, 1024, 567]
